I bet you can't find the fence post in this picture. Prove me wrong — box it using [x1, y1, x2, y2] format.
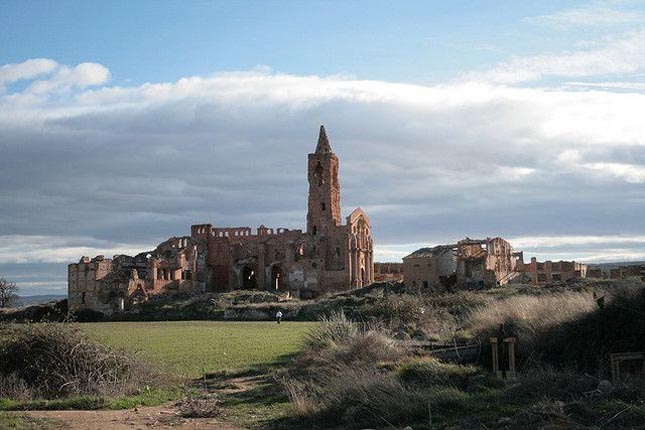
[504, 337, 517, 379]
[490, 337, 501, 379]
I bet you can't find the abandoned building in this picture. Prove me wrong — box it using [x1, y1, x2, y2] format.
[403, 237, 587, 290]
[68, 126, 374, 314]
[402, 245, 458, 291]
[523, 257, 587, 285]
[586, 264, 645, 282]
[373, 262, 404, 282]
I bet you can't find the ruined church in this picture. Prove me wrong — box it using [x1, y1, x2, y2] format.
[68, 126, 374, 314]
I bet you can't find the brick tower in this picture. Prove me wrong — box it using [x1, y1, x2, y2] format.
[307, 125, 341, 236]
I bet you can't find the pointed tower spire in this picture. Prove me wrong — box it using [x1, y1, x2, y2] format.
[315, 125, 332, 154]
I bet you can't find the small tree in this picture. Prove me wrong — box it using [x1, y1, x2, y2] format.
[0, 277, 19, 308]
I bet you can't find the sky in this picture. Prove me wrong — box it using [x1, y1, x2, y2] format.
[1, 0, 645, 295]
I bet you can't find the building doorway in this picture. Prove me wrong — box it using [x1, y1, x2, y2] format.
[271, 265, 284, 290]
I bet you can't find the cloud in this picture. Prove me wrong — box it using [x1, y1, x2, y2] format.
[0, 58, 58, 89]
[0, 58, 644, 273]
[470, 30, 645, 84]
[527, 2, 645, 27]
[0, 235, 154, 264]
[26, 62, 110, 95]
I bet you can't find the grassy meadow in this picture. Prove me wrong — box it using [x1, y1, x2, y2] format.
[83, 321, 318, 378]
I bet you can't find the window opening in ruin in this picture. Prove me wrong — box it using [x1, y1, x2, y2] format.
[81, 292, 86, 304]
[271, 265, 284, 290]
[423, 281, 429, 288]
[312, 226, 317, 235]
[314, 162, 324, 186]
[321, 202, 326, 211]
[242, 266, 257, 289]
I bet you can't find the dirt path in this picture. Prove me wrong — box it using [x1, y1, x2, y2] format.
[20, 375, 269, 430]
[25, 406, 248, 430]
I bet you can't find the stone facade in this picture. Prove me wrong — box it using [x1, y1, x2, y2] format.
[402, 245, 457, 292]
[403, 237, 588, 290]
[68, 126, 374, 314]
[586, 264, 645, 281]
[456, 238, 525, 288]
[524, 258, 587, 285]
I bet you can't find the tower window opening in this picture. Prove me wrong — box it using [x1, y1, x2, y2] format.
[321, 202, 326, 211]
[314, 162, 324, 186]
[312, 226, 317, 235]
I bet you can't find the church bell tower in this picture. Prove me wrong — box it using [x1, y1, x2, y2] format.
[307, 125, 341, 235]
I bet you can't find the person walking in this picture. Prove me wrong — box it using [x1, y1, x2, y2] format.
[276, 310, 283, 324]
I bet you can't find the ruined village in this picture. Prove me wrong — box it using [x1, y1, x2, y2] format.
[3, 2, 645, 429]
[67, 126, 642, 317]
[3, 127, 645, 430]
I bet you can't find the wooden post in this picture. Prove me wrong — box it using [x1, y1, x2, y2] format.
[504, 337, 517, 379]
[490, 337, 501, 379]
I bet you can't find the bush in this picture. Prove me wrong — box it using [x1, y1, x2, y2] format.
[537, 283, 645, 375]
[286, 364, 428, 427]
[467, 291, 596, 362]
[398, 357, 481, 390]
[302, 311, 358, 350]
[0, 324, 161, 399]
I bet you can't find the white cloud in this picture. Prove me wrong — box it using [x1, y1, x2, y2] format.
[470, 30, 645, 84]
[0, 235, 154, 264]
[528, 3, 645, 27]
[566, 80, 645, 90]
[509, 235, 645, 249]
[583, 162, 645, 183]
[26, 62, 110, 95]
[0, 58, 58, 89]
[1, 58, 644, 266]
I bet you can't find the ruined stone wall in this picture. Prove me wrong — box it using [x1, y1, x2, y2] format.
[68, 256, 114, 314]
[374, 262, 403, 282]
[587, 264, 645, 281]
[403, 256, 436, 291]
[147, 236, 203, 294]
[524, 257, 587, 285]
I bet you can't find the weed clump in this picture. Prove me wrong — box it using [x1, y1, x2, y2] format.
[0, 324, 161, 400]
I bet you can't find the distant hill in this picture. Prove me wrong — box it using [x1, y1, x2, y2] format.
[14, 294, 67, 307]
[587, 261, 645, 267]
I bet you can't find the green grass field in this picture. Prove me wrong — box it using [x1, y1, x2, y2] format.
[82, 321, 317, 378]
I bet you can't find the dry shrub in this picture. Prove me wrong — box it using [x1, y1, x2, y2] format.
[176, 394, 222, 418]
[285, 312, 421, 427]
[299, 311, 407, 368]
[0, 373, 33, 401]
[286, 364, 428, 427]
[397, 357, 480, 389]
[0, 323, 161, 399]
[467, 292, 596, 358]
[537, 283, 645, 374]
[360, 294, 425, 326]
[302, 310, 358, 351]
[335, 330, 406, 364]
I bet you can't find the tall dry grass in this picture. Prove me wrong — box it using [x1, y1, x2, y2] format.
[467, 292, 596, 357]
